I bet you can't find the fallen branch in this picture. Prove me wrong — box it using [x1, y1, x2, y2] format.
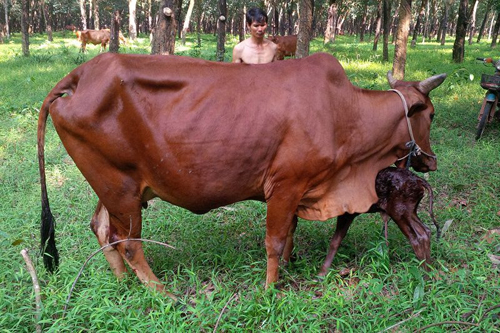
[378, 308, 425, 333]
[213, 293, 238, 333]
[64, 238, 175, 315]
[479, 304, 500, 322]
[20, 248, 42, 333]
[414, 320, 479, 332]
[411, 302, 500, 332]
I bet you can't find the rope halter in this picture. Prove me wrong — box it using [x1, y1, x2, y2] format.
[389, 89, 436, 169]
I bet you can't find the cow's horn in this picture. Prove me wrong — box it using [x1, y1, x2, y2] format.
[418, 73, 447, 95]
[387, 71, 398, 88]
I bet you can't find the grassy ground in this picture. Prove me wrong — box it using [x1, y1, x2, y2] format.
[0, 32, 499, 332]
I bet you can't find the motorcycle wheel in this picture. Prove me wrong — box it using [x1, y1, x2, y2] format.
[476, 101, 492, 140]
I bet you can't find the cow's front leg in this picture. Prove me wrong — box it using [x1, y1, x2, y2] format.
[264, 194, 301, 288]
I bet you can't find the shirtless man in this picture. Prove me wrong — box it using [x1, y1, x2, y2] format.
[232, 8, 277, 64]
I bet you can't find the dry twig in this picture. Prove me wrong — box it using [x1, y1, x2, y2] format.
[414, 321, 479, 332]
[20, 248, 42, 333]
[64, 238, 175, 315]
[378, 308, 425, 333]
[213, 293, 238, 333]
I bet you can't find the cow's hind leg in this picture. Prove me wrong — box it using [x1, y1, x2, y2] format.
[282, 215, 298, 265]
[318, 213, 356, 277]
[90, 200, 127, 278]
[103, 196, 177, 300]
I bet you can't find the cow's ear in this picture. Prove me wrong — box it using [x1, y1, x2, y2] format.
[408, 101, 427, 117]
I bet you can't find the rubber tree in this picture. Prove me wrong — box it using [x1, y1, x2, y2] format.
[151, 0, 177, 55]
[296, 0, 314, 58]
[216, 0, 226, 61]
[392, 0, 412, 79]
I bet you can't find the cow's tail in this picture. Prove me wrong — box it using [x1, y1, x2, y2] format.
[38, 75, 77, 272]
[422, 179, 440, 242]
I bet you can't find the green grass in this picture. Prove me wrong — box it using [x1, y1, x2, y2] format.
[1, 32, 499, 332]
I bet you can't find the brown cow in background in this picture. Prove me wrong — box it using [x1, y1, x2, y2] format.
[65, 25, 77, 32]
[268, 35, 297, 60]
[76, 29, 126, 53]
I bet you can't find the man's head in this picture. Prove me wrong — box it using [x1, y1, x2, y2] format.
[246, 8, 268, 26]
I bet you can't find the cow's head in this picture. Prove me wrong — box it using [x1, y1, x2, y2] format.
[387, 71, 447, 172]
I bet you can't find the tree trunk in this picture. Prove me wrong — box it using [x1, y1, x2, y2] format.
[239, 7, 245, 42]
[477, 1, 491, 43]
[196, 0, 202, 46]
[148, 0, 153, 33]
[467, 0, 478, 44]
[488, 11, 496, 41]
[4, 0, 10, 38]
[110, 11, 121, 53]
[411, 0, 427, 47]
[181, 0, 195, 45]
[324, 1, 337, 44]
[79, 0, 87, 30]
[129, 0, 137, 40]
[452, 0, 469, 62]
[392, 0, 411, 79]
[383, 0, 391, 61]
[21, 0, 29, 56]
[176, 0, 182, 38]
[491, 11, 500, 48]
[373, 0, 382, 51]
[41, 0, 52, 41]
[216, 0, 226, 61]
[92, 0, 100, 30]
[151, 0, 177, 55]
[296, 0, 314, 58]
[439, 0, 449, 45]
[359, 2, 368, 42]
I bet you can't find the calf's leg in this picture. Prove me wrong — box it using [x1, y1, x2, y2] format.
[318, 213, 357, 277]
[391, 210, 432, 268]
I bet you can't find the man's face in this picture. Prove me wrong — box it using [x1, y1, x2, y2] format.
[248, 21, 267, 38]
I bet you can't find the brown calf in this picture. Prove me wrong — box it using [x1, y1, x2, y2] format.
[317, 167, 440, 276]
[268, 35, 297, 60]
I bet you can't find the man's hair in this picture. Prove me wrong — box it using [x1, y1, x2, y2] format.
[246, 8, 268, 25]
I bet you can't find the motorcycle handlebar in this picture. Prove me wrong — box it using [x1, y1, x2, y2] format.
[477, 57, 493, 63]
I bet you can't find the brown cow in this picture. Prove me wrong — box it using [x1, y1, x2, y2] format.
[77, 29, 126, 53]
[268, 35, 297, 60]
[316, 167, 440, 277]
[38, 53, 446, 299]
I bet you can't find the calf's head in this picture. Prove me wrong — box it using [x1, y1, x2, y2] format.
[388, 72, 447, 173]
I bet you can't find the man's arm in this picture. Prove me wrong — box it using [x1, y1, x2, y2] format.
[232, 44, 243, 63]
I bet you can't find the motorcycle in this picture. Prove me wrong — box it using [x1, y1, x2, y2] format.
[475, 57, 500, 140]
